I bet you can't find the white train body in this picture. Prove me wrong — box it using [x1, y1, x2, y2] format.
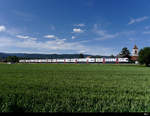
[19, 58, 129, 63]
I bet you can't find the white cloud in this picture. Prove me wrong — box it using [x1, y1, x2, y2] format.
[0, 36, 14, 47]
[145, 26, 150, 30]
[80, 40, 91, 43]
[73, 28, 84, 33]
[93, 24, 136, 40]
[44, 35, 56, 39]
[0, 34, 85, 52]
[94, 29, 119, 40]
[0, 35, 117, 55]
[6, 28, 21, 35]
[86, 46, 117, 56]
[16, 35, 29, 39]
[143, 31, 150, 34]
[62, 39, 66, 41]
[74, 24, 85, 27]
[0, 25, 6, 32]
[0, 24, 118, 55]
[16, 35, 37, 40]
[128, 16, 149, 25]
[14, 38, 85, 52]
[29, 37, 37, 41]
[0, 25, 22, 36]
[72, 36, 76, 39]
[120, 30, 136, 35]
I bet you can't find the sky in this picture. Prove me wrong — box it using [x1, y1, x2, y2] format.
[0, 0, 150, 55]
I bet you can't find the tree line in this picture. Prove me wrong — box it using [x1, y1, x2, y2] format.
[0, 56, 20, 63]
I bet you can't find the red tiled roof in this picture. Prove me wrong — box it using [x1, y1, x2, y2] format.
[131, 56, 138, 61]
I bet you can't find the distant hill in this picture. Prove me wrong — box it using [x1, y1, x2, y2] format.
[0, 52, 112, 59]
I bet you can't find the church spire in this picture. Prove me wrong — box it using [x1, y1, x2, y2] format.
[133, 45, 138, 49]
[132, 45, 138, 56]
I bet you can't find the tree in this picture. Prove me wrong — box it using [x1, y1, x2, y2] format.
[110, 54, 115, 58]
[79, 53, 84, 58]
[91, 55, 102, 58]
[138, 47, 150, 67]
[119, 47, 131, 59]
[6, 56, 19, 63]
[6, 56, 12, 62]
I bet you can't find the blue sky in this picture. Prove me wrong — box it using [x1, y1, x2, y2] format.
[0, 0, 150, 55]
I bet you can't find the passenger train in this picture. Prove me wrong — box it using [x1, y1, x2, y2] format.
[19, 58, 129, 64]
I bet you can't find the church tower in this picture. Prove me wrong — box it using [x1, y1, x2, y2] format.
[132, 45, 138, 56]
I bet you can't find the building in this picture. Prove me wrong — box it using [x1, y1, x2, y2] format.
[131, 45, 139, 63]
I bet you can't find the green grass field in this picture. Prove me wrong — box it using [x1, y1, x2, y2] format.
[0, 63, 150, 112]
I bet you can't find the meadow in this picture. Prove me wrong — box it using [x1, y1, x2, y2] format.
[0, 63, 150, 112]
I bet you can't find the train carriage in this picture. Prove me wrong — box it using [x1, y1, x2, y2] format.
[65, 59, 71, 63]
[105, 58, 116, 62]
[57, 59, 65, 63]
[118, 58, 128, 62]
[19, 58, 129, 64]
[95, 58, 103, 63]
[87, 58, 95, 63]
[77, 58, 87, 63]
